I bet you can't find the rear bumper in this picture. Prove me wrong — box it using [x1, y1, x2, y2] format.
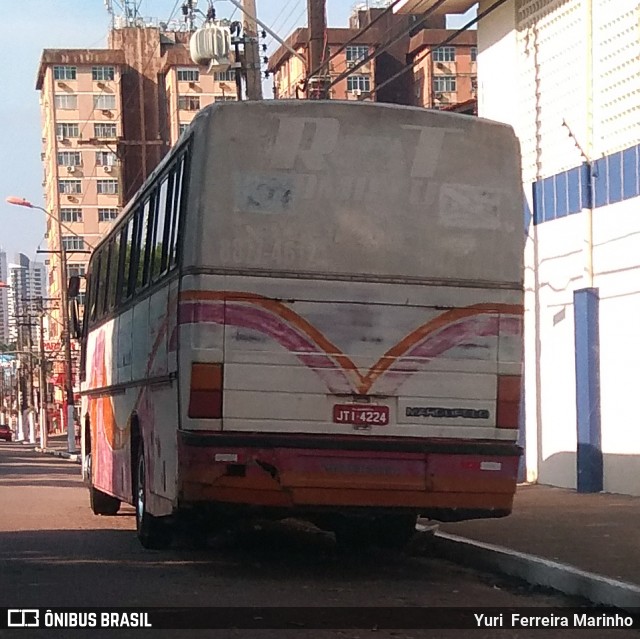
[178, 432, 522, 521]
[178, 431, 521, 521]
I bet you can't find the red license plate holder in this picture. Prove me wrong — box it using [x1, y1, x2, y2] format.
[333, 404, 389, 426]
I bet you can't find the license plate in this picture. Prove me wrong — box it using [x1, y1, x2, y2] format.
[333, 404, 390, 426]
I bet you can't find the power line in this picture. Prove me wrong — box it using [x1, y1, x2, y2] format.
[322, 0, 449, 97]
[370, 0, 505, 100]
[304, 0, 405, 88]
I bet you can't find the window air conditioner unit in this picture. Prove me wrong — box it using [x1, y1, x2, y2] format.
[103, 165, 112, 173]
[56, 134, 65, 141]
[347, 61, 356, 68]
[66, 165, 75, 174]
[352, 89, 362, 97]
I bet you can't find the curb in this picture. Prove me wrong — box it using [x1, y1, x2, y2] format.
[35, 447, 81, 463]
[429, 531, 640, 611]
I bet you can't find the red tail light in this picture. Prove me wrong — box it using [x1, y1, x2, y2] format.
[496, 375, 521, 429]
[188, 363, 223, 419]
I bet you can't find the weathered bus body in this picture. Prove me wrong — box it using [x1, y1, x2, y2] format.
[81, 101, 524, 548]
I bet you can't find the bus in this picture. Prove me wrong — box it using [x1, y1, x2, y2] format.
[78, 100, 524, 550]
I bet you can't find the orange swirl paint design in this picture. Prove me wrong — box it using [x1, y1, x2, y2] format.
[180, 290, 523, 395]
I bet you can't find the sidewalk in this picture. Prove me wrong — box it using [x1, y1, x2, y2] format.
[34, 432, 81, 463]
[426, 483, 640, 609]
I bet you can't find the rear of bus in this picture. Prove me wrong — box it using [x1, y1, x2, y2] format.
[176, 101, 523, 542]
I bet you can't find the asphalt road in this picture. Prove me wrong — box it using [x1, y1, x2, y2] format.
[0, 442, 635, 639]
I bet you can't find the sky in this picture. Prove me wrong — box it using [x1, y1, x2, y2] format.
[0, 0, 476, 265]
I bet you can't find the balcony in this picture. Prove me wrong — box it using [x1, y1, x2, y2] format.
[393, 0, 476, 14]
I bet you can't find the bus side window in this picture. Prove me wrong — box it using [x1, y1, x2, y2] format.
[127, 206, 141, 299]
[107, 235, 120, 311]
[97, 242, 111, 319]
[151, 176, 171, 282]
[136, 198, 152, 292]
[116, 219, 132, 306]
[89, 253, 102, 323]
[169, 155, 186, 270]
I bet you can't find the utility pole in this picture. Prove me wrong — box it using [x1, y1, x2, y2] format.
[242, 0, 263, 100]
[307, 0, 329, 99]
[22, 307, 37, 444]
[37, 298, 48, 448]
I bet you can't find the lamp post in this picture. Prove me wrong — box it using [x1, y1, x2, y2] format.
[6, 196, 78, 453]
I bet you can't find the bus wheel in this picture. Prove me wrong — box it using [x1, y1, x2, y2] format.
[135, 442, 172, 549]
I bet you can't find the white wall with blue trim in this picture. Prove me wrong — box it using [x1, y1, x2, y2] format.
[479, 0, 640, 495]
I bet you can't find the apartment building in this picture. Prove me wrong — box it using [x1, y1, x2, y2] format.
[268, 6, 445, 103]
[7, 254, 46, 344]
[268, 5, 476, 111]
[408, 30, 477, 113]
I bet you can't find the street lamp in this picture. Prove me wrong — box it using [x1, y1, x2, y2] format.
[5, 196, 81, 453]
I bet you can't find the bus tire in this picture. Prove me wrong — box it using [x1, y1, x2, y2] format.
[88, 453, 121, 516]
[135, 442, 172, 549]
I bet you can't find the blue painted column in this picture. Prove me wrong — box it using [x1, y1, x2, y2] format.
[573, 288, 602, 493]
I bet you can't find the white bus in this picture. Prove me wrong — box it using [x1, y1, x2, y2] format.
[78, 100, 524, 549]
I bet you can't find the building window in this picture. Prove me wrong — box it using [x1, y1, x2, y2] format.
[434, 75, 457, 92]
[94, 123, 117, 138]
[179, 123, 189, 135]
[94, 94, 116, 110]
[54, 66, 76, 80]
[58, 180, 82, 194]
[56, 123, 80, 139]
[97, 179, 119, 195]
[178, 95, 200, 111]
[92, 66, 115, 81]
[57, 151, 81, 166]
[61, 208, 83, 223]
[471, 46, 477, 62]
[98, 208, 119, 221]
[54, 94, 77, 110]
[214, 95, 236, 102]
[346, 45, 369, 63]
[346, 75, 371, 92]
[433, 46, 456, 62]
[95, 151, 117, 166]
[62, 236, 85, 251]
[177, 67, 199, 82]
[214, 70, 235, 82]
[68, 264, 86, 277]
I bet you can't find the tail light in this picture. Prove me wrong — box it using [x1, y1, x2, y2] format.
[496, 375, 521, 429]
[188, 363, 223, 419]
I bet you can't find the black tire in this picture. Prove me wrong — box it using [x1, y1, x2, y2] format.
[88, 453, 121, 516]
[135, 442, 172, 549]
